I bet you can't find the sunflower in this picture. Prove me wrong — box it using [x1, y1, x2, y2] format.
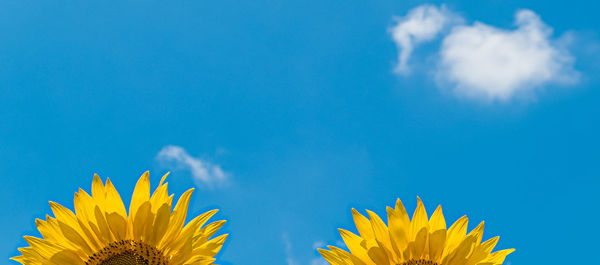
[318, 198, 513, 265]
[12, 171, 228, 265]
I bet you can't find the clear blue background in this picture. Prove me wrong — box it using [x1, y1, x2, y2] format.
[1, 0, 599, 264]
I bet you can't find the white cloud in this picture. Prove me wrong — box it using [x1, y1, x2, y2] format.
[282, 233, 298, 265]
[437, 9, 579, 100]
[282, 233, 328, 265]
[311, 241, 325, 249]
[390, 5, 580, 101]
[156, 145, 229, 189]
[390, 4, 458, 74]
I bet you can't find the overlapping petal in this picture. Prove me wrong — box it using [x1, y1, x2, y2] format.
[12, 172, 227, 265]
[319, 198, 513, 265]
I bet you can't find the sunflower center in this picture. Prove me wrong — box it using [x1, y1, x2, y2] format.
[85, 240, 169, 265]
[98, 250, 148, 265]
[400, 259, 438, 265]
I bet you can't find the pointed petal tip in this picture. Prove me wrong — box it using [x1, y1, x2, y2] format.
[159, 172, 170, 186]
[140, 171, 150, 181]
[365, 209, 378, 218]
[416, 196, 424, 204]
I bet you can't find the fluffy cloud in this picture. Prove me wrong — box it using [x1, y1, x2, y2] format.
[156, 145, 229, 189]
[390, 4, 457, 74]
[438, 9, 578, 100]
[390, 5, 579, 101]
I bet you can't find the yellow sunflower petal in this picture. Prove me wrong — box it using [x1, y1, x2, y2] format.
[322, 198, 513, 265]
[147, 203, 172, 245]
[159, 188, 194, 248]
[91, 174, 106, 204]
[14, 172, 228, 265]
[409, 197, 429, 259]
[104, 178, 127, 218]
[48, 202, 95, 255]
[332, 245, 368, 265]
[467, 221, 485, 245]
[481, 249, 515, 264]
[129, 171, 151, 220]
[366, 210, 396, 262]
[319, 249, 346, 265]
[366, 246, 390, 265]
[339, 228, 375, 265]
[444, 215, 469, 256]
[428, 205, 446, 261]
[352, 209, 375, 240]
[387, 206, 409, 259]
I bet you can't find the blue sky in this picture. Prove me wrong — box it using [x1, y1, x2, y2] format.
[1, 0, 599, 264]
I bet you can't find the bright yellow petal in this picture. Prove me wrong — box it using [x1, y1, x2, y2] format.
[318, 249, 345, 265]
[48, 202, 94, 255]
[366, 246, 390, 265]
[443, 215, 469, 257]
[428, 205, 446, 261]
[339, 229, 375, 265]
[467, 221, 485, 245]
[481, 249, 515, 264]
[159, 188, 194, 248]
[129, 171, 150, 220]
[366, 210, 396, 262]
[409, 197, 429, 259]
[13, 172, 231, 264]
[104, 178, 127, 217]
[387, 206, 409, 259]
[323, 198, 513, 265]
[352, 209, 375, 240]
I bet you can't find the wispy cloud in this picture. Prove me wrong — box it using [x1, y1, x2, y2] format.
[390, 4, 459, 74]
[390, 5, 580, 101]
[309, 241, 328, 265]
[282, 233, 298, 265]
[282, 233, 328, 265]
[156, 145, 229, 189]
